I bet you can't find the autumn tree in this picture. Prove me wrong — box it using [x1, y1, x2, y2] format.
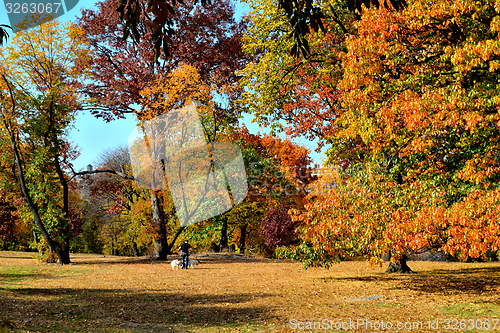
[261, 200, 296, 248]
[289, 0, 500, 271]
[0, 19, 91, 264]
[237, 0, 357, 157]
[77, 0, 247, 120]
[77, 0, 248, 259]
[179, 127, 313, 255]
[227, 200, 266, 254]
[135, 63, 244, 254]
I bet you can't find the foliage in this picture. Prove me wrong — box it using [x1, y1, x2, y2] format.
[83, 145, 155, 256]
[115, 0, 406, 59]
[78, 0, 248, 257]
[233, 125, 315, 197]
[223, 126, 313, 255]
[238, 0, 500, 269]
[0, 24, 10, 46]
[260, 200, 296, 247]
[237, 0, 353, 153]
[228, 199, 267, 253]
[77, 0, 247, 121]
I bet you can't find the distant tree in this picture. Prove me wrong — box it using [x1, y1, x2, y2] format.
[84, 145, 153, 256]
[261, 200, 296, 247]
[223, 126, 312, 255]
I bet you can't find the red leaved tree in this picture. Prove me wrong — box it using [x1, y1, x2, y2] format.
[76, 0, 249, 259]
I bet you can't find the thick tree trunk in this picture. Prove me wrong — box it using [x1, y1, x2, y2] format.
[151, 190, 168, 260]
[386, 255, 413, 273]
[52, 241, 70, 264]
[1, 238, 6, 251]
[219, 214, 228, 252]
[239, 224, 247, 254]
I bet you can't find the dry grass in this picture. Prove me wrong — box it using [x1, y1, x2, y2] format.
[0, 251, 499, 332]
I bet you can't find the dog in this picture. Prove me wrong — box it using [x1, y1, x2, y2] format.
[170, 259, 181, 270]
[187, 259, 200, 269]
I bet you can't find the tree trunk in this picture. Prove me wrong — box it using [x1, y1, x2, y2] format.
[151, 190, 168, 260]
[131, 238, 140, 257]
[219, 214, 228, 252]
[9, 129, 69, 264]
[53, 153, 71, 263]
[1, 76, 69, 265]
[167, 226, 186, 254]
[239, 224, 247, 254]
[386, 255, 413, 273]
[1, 238, 6, 251]
[33, 231, 39, 245]
[381, 250, 392, 262]
[52, 241, 70, 264]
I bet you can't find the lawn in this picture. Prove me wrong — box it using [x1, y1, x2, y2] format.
[0, 251, 499, 332]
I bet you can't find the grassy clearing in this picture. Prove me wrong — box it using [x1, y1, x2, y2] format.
[0, 251, 499, 332]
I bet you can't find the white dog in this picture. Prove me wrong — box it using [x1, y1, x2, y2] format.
[170, 259, 181, 270]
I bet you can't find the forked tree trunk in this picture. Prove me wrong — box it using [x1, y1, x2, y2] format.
[386, 255, 413, 273]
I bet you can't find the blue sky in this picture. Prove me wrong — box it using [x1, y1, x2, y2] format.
[0, 0, 327, 171]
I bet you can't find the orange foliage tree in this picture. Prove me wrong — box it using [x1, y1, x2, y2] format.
[289, 0, 500, 271]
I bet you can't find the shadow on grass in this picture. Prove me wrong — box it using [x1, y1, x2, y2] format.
[0, 287, 276, 332]
[68, 256, 163, 266]
[0, 273, 56, 284]
[0, 255, 35, 260]
[319, 265, 500, 295]
[0, 251, 36, 260]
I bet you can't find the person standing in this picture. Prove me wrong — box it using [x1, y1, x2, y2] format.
[179, 240, 191, 269]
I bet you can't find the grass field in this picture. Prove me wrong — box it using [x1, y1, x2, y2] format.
[0, 251, 499, 333]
